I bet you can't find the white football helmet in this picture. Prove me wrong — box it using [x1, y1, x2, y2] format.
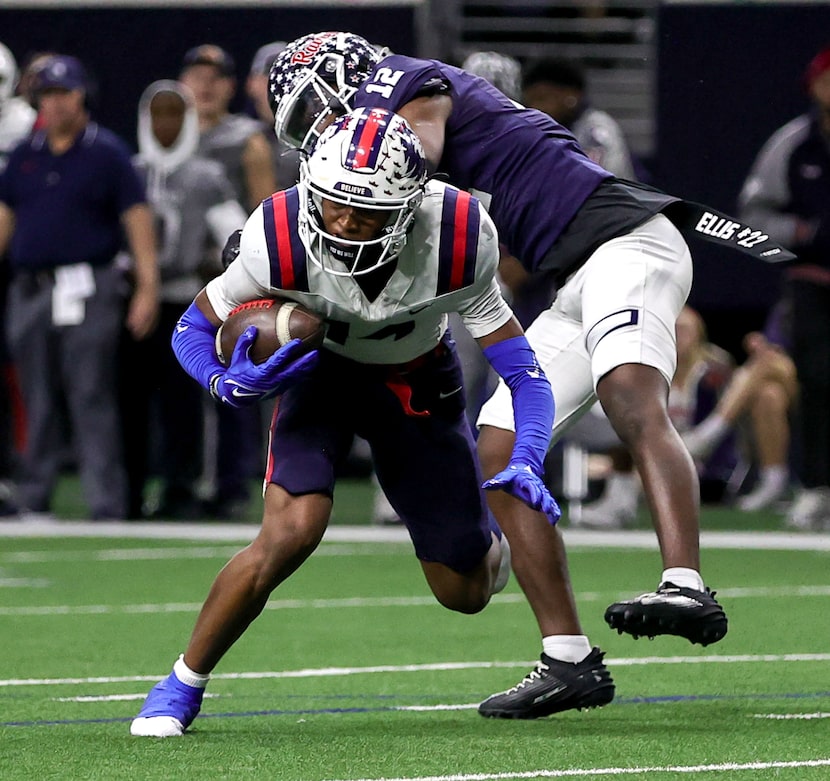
[269, 31, 384, 151]
[298, 107, 427, 277]
[0, 42, 18, 107]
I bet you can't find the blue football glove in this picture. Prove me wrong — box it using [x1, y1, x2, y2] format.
[209, 327, 319, 408]
[482, 463, 562, 526]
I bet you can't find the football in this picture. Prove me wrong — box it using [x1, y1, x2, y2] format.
[215, 298, 326, 366]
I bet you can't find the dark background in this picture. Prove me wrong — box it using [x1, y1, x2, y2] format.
[1, 1, 828, 358]
[656, 2, 830, 356]
[0, 6, 417, 140]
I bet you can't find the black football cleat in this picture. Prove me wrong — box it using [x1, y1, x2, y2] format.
[478, 647, 615, 719]
[604, 582, 728, 646]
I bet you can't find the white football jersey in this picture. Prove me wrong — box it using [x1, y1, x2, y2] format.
[206, 180, 513, 364]
[0, 97, 36, 173]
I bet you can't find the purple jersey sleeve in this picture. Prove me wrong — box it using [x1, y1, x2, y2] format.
[354, 55, 612, 271]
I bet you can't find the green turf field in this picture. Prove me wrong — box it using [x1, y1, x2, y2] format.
[1, 478, 828, 780]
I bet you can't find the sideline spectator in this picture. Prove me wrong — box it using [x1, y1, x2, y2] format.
[180, 44, 275, 211]
[738, 43, 830, 531]
[0, 54, 158, 520]
[244, 40, 300, 189]
[460, 50, 522, 101]
[122, 80, 247, 519]
[522, 56, 636, 180]
[180, 44, 276, 520]
[681, 317, 797, 511]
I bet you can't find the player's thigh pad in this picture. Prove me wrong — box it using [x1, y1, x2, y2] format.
[579, 213, 692, 387]
[476, 293, 597, 440]
[369, 350, 493, 573]
[266, 368, 354, 497]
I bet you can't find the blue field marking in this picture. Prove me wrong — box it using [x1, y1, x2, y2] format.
[4, 689, 829, 729]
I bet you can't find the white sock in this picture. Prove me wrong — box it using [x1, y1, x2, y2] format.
[696, 414, 729, 445]
[757, 465, 788, 491]
[173, 654, 210, 688]
[542, 635, 592, 663]
[661, 567, 704, 591]
[683, 414, 729, 459]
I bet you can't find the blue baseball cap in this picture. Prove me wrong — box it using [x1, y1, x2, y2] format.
[35, 55, 87, 93]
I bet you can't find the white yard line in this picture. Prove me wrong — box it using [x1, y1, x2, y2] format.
[2, 584, 829, 616]
[0, 544, 390, 564]
[753, 712, 830, 720]
[3, 652, 829, 688]
[53, 693, 219, 702]
[1, 519, 830, 550]
[320, 759, 830, 781]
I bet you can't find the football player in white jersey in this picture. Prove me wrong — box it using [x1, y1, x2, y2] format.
[131, 107, 561, 737]
[0, 42, 36, 172]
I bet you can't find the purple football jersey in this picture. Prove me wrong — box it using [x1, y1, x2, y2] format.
[354, 55, 612, 271]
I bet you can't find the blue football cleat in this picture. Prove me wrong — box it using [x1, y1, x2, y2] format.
[130, 671, 205, 737]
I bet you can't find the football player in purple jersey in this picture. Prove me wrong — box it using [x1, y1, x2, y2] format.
[267, 31, 740, 719]
[130, 108, 568, 737]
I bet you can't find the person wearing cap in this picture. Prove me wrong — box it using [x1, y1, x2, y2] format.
[246, 41, 286, 129]
[245, 40, 300, 189]
[0, 54, 160, 520]
[180, 44, 275, 211]
[738, 43, 830, 531]
[180, 44, 277, 521]
[521, 57, 636, 181]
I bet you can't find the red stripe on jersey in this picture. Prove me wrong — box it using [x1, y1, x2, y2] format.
[271, 193, 295, 289]
[451, 191, 471, 289]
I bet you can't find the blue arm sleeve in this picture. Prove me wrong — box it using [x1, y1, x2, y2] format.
[483, 335, 554, 475]
[171, 302, 226, 391]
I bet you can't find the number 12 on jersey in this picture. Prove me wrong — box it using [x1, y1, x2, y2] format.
[364, 68, 405, 99]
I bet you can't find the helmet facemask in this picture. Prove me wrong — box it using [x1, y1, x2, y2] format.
[269, 31, 382, 152]
[298, 108, 428, 278]
[274, 53, 355, 151]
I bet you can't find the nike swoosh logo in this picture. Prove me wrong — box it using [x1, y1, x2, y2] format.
[230, 386, 259, 398]
[532, 683, 567, 704]
[439, 387, 462, 399]
[637, 592, 701, 608]
[176, 324, 189, 332]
